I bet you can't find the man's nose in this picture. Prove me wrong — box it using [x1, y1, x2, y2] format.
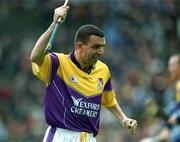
[97, 47, 104, 55]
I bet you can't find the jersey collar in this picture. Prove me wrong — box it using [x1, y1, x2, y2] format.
[69, 51, 95, 74]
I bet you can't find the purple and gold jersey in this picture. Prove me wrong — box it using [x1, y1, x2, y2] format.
[32, 52, 117, 136]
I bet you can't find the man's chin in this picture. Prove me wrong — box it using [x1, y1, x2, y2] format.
[92, 59, 98, 65]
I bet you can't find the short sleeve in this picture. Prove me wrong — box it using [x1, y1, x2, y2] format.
[101, 78, 117, 108]
[31, 54, 51, 86]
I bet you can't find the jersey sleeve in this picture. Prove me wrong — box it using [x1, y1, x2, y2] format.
[176, 81, 180, 103]
[101, 78, 117, 108]
[31, 54, 52, 86]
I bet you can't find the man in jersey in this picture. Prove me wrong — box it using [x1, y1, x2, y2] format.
[160, 54, 180, 142]
[30, 5, 137, 142]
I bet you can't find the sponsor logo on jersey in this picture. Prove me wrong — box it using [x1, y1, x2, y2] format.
[71, 96, 100, 118]
[71, 96, 83, 106]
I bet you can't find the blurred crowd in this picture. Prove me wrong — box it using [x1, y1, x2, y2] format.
[0, 0, 180, 141]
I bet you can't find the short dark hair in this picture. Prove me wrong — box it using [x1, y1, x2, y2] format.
[74, 24, 105, 44]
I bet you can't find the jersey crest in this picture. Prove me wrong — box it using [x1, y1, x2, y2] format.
[97, 78, 103, 91]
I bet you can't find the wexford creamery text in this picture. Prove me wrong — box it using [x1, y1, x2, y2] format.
[71, 96, 100, 118]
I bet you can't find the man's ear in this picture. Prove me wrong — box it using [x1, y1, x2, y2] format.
[75, 42, 83, 51]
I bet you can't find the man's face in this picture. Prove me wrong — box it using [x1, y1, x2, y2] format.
[168, 55, 180, 81]
[80, 35, 105, 66]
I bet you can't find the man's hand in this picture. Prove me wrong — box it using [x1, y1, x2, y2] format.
[121, 118, 137, 135]
[53, 5, 70, 23]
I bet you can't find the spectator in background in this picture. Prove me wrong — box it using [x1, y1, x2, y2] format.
[160, 54, 180, 142]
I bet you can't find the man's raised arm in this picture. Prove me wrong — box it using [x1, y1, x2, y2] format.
[30, 5, 69, 66]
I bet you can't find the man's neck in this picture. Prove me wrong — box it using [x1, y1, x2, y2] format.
[74, 50, 91, 72]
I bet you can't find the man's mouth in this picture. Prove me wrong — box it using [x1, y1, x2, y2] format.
[93, 56, 98, 61]
[93, 55, 100, 60]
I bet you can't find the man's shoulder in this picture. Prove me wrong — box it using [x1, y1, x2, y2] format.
[96, 60, 109, 72]
[51, 52, 69, 59]
[96, 60, 107, 66]
[52, 52, 67, 56]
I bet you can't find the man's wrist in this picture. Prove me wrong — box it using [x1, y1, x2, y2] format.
[121, 116, 128, 126]
[121, 115, 128, 122]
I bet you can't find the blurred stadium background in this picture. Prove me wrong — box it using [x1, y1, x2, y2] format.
[0, 0, 180, 141]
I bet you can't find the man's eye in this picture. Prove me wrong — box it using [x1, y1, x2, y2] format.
[92, 45, 101, 49]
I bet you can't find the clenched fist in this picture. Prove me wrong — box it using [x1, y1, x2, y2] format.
[53, 5, 70, 23]
[122, 118, 137, 134]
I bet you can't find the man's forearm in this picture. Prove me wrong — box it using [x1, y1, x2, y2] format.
[108, 103, 127, 122]
[108, 103, 138, 134]
[30, 22, 56, 66]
